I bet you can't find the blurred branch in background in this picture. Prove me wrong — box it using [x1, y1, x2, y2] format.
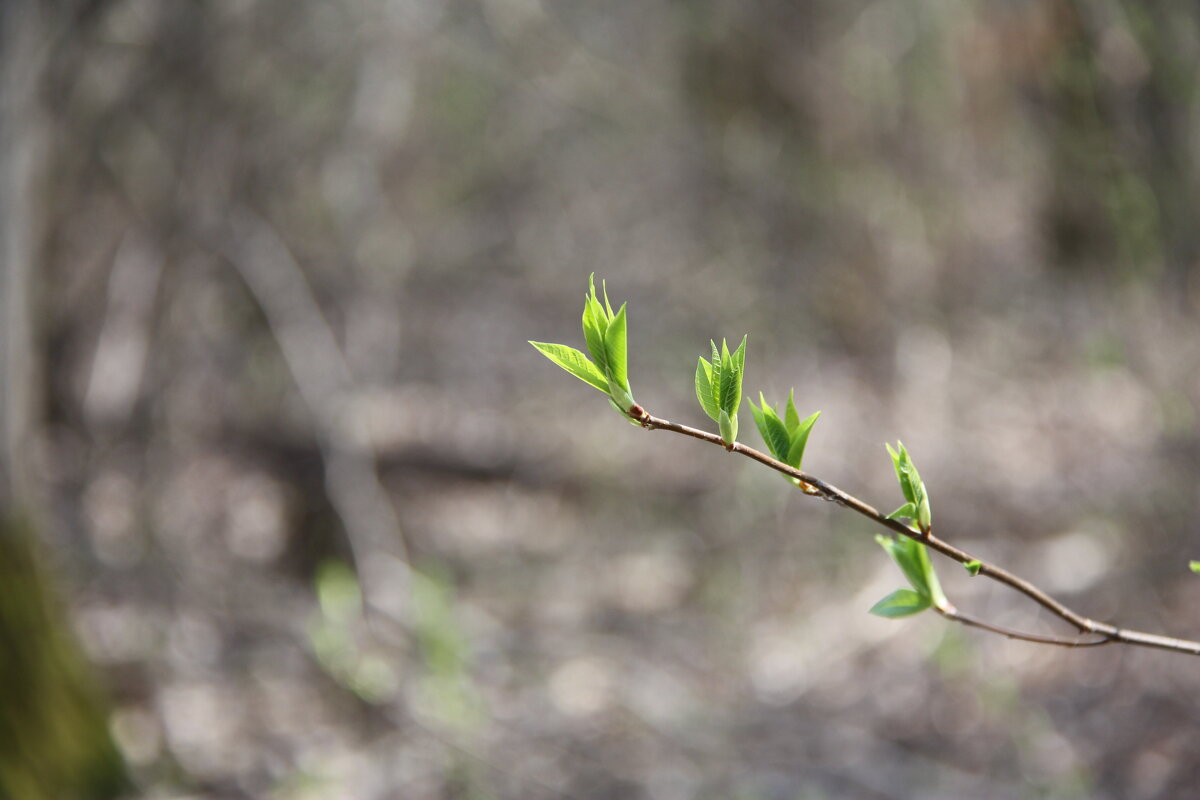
[220, 209, 413, 629]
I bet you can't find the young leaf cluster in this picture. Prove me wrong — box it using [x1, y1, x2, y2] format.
[749, 390, 820, 487]
[530, 274, 636, 416]
[870, 534, 948, 618]
[885, 441, 932, 534]
[695, 336, 747, 445]
[531, 276, 1200, 655]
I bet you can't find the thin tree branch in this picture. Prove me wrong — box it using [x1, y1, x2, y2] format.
[933, 607, 1112, 648]
[626, 405, 1200, 657]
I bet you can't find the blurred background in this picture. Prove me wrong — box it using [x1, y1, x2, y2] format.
[2, 0, 1199, 798]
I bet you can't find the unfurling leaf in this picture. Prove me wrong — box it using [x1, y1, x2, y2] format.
[716, 340, 740, 413]
[719, 407, 738, 445]
[964, 560, 982, 576]
[529, 342, 609, 394]
[709, 341, 722, 411]
[749, 396, 766, 440]
[885, 442, 916, 504]
[699, 336, 747, 441]
[886, 502, 917, 522]
[752, 391, 820, 482]
[784, 388, 801, 433]
[603, 303, 629, 394]
[534, 275, 637, 414]
[875, 533, 947, 611]
[750, 393, 790, 461]
[786, 410, 820, 469]
[869, 588, 931, 618]
[726, 336, 747, 415]
[581, 275, 610, 375]
[695, 357, 719, 420]
[885, 441, 931, 533]
[602, 303, 635, 411]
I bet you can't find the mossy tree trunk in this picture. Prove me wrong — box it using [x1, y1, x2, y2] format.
[0, 3, 125, 797]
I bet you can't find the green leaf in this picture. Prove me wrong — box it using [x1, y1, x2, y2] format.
[695, 357, 719, 421]
[1190, 561, 1200, 575]
[754, 395, 790, 461]
[603, 302, 629, 393]
[716, 341, 735, 412]
[732, 334, 747, 374]
[582, 296, 609, 376]
[749, 396, 767, 440]
[909, 538, 946, 608]
[869, 588, 931, 618]
[886, 502, 917, 522]
[785, 410, 820, 469]
[709, 340, 723, 414]
[530, 342, 609, 394]
[964, 560, 982, 576]
[875, 535, 926, 598]
[886, 442, 917, 504]
[719, 407, 738, 445]
[717, 337, 746, 415]
[886, 441, 931, 531]
[875, 534, 947, 609]
[784, 388, 800, 433]
[729, 336, 747, 413]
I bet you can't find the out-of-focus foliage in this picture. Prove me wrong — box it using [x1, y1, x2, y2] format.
[8, 0, 1200, 798]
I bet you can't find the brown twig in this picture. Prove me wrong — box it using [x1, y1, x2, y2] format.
[627, 405, 1200, 657]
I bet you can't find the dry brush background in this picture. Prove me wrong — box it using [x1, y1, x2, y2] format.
[3, 1, 1200, 798]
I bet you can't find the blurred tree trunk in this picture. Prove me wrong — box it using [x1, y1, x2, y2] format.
[0, 3, 124, 797]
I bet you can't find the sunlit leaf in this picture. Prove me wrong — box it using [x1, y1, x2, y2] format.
[964, 560, 982, 576]
[603, 302, 629, 392]
[530, 341, 609, 393]
[786, 410, 820, 469]
[582, 298, 608, 375]
[785, 388, 800, 433]
[753, 394, 789, 460]
[749, 396, 767, 443]
[716, 341, 736, 412]
[719, 407, 738, 445]
[876, 535, 926, 599]
[886, 441, 931, 531]
[709, 340, 723, 414]
[869, 588, 931, 618]
[717, 337, 746, 415]
[875, 534, 946, 609]
[728, 335, 747, 413]
[696, 357, 718, 420]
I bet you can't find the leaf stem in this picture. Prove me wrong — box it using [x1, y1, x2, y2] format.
[628, 407, 1200, 657]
